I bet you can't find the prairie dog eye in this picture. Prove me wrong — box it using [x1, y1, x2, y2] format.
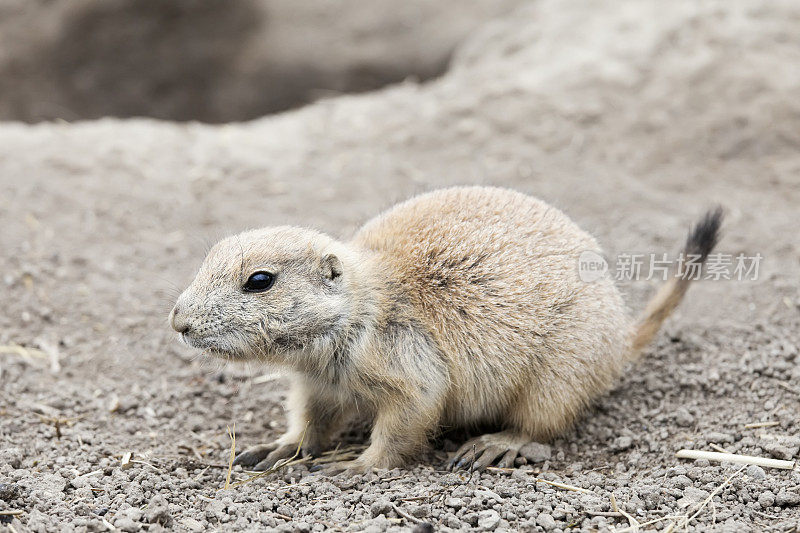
[243, 272, 275, 293]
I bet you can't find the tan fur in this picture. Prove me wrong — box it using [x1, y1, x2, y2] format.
[170, 186, 714, 471]
[629, 277, 688, 357]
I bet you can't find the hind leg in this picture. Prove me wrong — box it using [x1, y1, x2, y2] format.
[448, 386, 577, 471]
[447, 430, 529, 471]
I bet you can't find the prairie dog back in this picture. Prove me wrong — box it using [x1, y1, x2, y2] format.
[353, 187, 631, 437]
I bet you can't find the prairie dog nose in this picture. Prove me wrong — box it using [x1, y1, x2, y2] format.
[170, 305, 190, 334]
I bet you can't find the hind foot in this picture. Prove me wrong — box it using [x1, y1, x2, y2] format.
[447, 431, 529, 471]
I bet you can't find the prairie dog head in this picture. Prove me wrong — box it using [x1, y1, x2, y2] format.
[170, 226, 351, 363]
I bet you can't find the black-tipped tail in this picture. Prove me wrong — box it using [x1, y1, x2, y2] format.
[683, 206, 724, 263]
[629, 207, 724, 359]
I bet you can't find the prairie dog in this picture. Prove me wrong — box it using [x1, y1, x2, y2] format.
[170, 186, 721, 473]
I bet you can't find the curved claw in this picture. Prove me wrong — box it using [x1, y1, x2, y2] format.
[447, 440, 481, 471]
[497, 449, 517, 469]
[472, 445, 511, 471]
[251, 443, 303, 471]
[233, 442, 280, 469]
[447, 432, 527, 472]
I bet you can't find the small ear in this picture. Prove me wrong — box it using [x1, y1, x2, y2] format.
[321, 253, 343, 280]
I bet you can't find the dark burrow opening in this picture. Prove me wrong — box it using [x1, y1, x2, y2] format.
[0, 0, 516, 123]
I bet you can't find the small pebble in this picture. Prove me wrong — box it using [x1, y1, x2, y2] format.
[477, 509, 501, 531]
[745, 464, 766, 480]
[536, 512, 557, 530]
[519, 442, 551, 463]
[370, 499, 393, 518]
[611, 436, 634, 452]
[776, 488, 800, 507]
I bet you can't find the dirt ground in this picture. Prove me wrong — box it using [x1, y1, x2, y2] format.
[1, 0, 799, 531]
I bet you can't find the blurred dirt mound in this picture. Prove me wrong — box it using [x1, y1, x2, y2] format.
[44, 0, 260, 123]
[0, 0, 520, 122]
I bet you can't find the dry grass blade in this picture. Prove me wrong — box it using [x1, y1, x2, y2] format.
[675, 465, 745, 530]
[36, 414, 82, 439]
[392, 503, 423, 525]
[586, 511, 624, 517]
[223, 424, 236, 490]
[676, 449, 795, 470]
[37, 339, 61, 374]
[615, 516, 678, 533]
[744, 421, 780, 429]
[0, 344, 48, 360]
[120, 452, 133, 470]
[485, 466, 514, 474]
[611, 493, 640, 532]
[777, 382, 800, 395]
[532, 477, 593, 494]
[0, 510, 24, 516]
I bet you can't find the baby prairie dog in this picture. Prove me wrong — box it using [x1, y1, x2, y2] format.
[170, 186, 721, 473]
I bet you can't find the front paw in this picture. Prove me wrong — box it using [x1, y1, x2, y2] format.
[233, 442, 280, 469]
[233, 441, 302, 471]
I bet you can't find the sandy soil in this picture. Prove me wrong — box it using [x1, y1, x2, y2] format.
[1, 0, 799, 531]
